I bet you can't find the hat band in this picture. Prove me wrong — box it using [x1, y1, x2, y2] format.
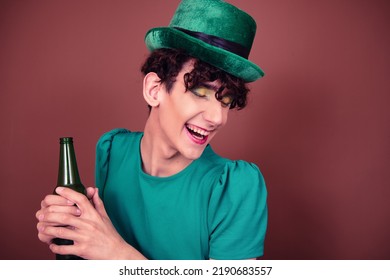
[174, 27, 250, 59]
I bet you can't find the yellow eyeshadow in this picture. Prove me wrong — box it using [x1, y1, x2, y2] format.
[192, 87, 233, 107]
[193, 87, 213, 97]
[221, 95, 233, 105]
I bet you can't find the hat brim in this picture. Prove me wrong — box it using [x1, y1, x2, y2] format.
[145, 27, 264, 82]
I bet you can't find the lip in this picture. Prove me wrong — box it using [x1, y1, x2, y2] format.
[185, 124, 209, 145]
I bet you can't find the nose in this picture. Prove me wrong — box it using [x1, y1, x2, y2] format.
[202, 99, 226, 128]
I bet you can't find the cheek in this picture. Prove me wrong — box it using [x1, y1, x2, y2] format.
[221, 110, 229, 126]
[159, 98, 192, 129]
[171, 95, 200, 119]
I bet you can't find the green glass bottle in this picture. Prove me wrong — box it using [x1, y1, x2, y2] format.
[52, 137, 87, 260]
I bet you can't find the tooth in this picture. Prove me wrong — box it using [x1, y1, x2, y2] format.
[186, 124, 210, 137]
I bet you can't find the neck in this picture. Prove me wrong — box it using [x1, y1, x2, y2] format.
[140, 115, 193, 177]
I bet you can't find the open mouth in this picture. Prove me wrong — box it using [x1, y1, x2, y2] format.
[185, 123, 210, 144]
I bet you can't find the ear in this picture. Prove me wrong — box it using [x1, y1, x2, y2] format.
[143, 72, 162, 108]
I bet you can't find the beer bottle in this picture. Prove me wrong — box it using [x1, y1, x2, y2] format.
[52, 137, 87, 260]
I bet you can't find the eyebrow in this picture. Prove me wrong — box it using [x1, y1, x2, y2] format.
[197, 82, 220, 92]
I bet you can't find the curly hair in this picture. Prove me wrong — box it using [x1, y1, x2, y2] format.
[141, 48, 249, 110]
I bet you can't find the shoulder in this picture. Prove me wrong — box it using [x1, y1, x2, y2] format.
[96, 128, 142, 153]
[199, 146, 267, 206]
[96, 128, 131, 148]
[202, 146, 266, 191]
[95, 128, 141, 189]
[218, 160, 266, 201]
[222, 160, 265, 185]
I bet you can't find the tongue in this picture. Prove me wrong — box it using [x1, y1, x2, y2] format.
[193, 131, 203, 138]
[191, 131, 204, 140]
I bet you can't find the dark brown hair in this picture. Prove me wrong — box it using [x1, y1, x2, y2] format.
[141, 48, 249, 110]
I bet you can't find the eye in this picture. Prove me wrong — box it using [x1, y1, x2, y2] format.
[220, 95, 233, 108]
[190, 87, 210, 98]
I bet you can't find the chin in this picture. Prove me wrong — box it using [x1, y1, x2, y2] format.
[181, 146, 206, 161]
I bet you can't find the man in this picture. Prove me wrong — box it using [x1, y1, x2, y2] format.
[36, 0, 267, 260]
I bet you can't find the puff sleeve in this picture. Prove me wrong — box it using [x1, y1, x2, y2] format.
[208, 160, 268, 260]
[95, 128, 130, 198]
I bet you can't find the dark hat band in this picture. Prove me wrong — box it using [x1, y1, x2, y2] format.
[174, 27, 250, 59]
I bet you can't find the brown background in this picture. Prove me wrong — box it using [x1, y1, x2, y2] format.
[0, 0, 389, 260]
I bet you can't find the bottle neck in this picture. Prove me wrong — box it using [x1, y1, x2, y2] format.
[57, 140, 82, 186]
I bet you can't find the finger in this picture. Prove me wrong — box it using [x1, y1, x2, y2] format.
[49, 242, 80, 257]
[41, 194, 74, 208]
[92, 190, 108, 217]
[36, 205, 81, 221]
[36, 209, 43, 221]
[37, 223, 54, 244]
[47, 228, 84, 257]
[44, 224, 79, 242]
[42, 209, 92, 233]
[38, 220, 65, 229]
[37, 232, 54, 244]
[86, 187, 97, 200]
[45, 205, 81, 216]
[37, 222, 77, 244]
[41, 211, 80, 229]
[55, 187, 93, 213]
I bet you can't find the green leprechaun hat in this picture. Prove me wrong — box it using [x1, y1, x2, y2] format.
[144, 0, 264, 82]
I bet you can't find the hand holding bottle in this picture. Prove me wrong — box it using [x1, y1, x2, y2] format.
[36, 186, 93, 246]
[36, 186, 147, 259]
[36, 137, 146, 259]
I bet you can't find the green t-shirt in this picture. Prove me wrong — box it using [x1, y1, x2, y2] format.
[95, 128, 267, 260]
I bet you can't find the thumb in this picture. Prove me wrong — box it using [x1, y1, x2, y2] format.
[86, 187, 96, 200]
[92, 189, 108, 217]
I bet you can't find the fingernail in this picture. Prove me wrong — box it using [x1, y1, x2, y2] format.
[56, 187, 64, 193]
[67, 200, 74, 205]
[38, 214, 44, 221]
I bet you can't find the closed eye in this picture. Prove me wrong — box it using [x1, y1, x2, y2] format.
[190, 87, 209, 98]
[190, 86, 234, 108]
[220, 95, 233, 108]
